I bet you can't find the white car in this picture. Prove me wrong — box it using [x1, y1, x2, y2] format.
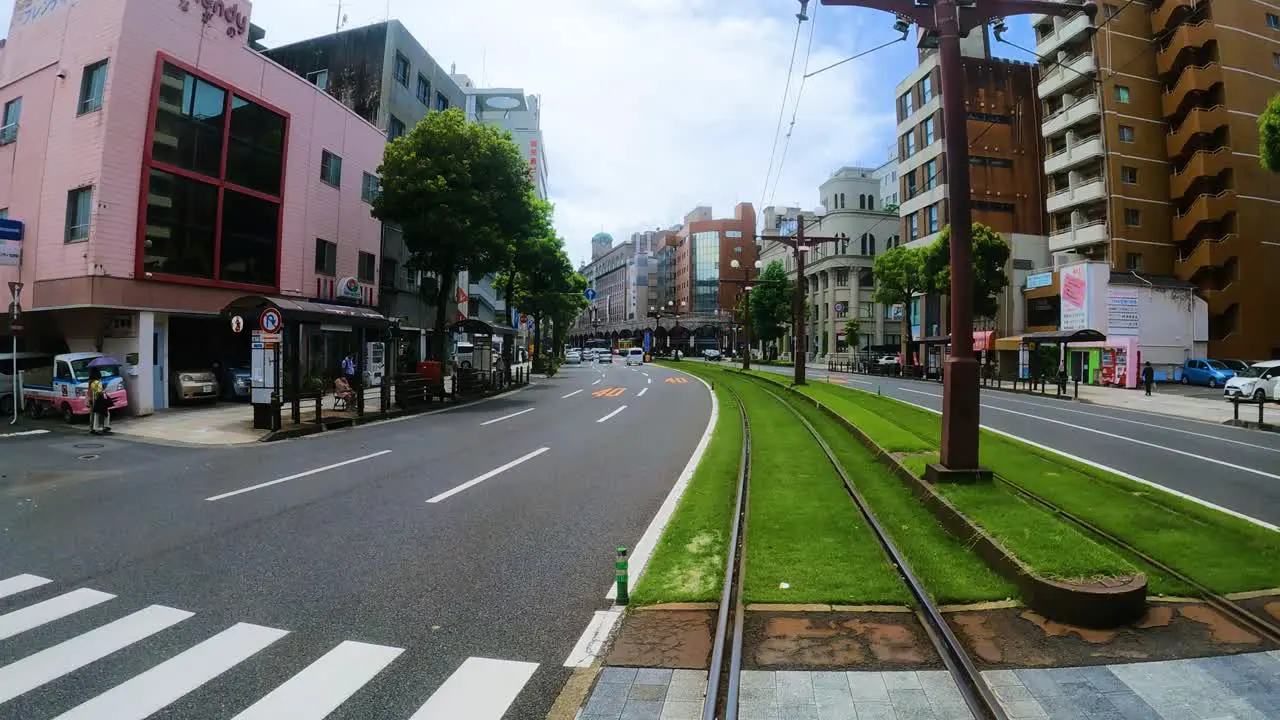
[565, 351, 582, 365]
[1224, 360, 1280, 402]
[598, 351, 614, 364]
[876, 355, 899, 367]
[625, 348, 645, 366]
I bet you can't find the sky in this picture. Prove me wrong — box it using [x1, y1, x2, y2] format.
[0, 0, 1036, 267]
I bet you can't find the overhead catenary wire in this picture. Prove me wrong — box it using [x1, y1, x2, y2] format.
[758, 16, 807, 217]
[767, 1, 823, 208]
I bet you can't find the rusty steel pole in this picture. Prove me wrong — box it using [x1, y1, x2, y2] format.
[793, 223, 808, 385]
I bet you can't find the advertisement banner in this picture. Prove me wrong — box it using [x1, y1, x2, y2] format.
[1059, 264, 1089, 332]
[1107, 290, 1140, 335]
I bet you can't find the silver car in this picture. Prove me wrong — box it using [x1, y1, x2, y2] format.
[170, 369, 219, 403]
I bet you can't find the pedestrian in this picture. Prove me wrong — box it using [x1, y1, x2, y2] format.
[1142, 360, 1155, 396]
[88, 368, 111, 435]
[341, 353, 356, 386]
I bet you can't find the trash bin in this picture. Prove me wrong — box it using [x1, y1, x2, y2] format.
[416, 361, 442, 385]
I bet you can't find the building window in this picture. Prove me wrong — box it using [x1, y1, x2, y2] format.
[905, 132, 916, 156]
[0, 98, 20, 145]
[361, 172, 380, 203]
[924, 116, 935, 145]
[358, 251, 376, 283]
[417, 74, 430, 104]
[436, 92, 449, 112]
[65, 186, 93, 242]
[921, 75, 933, 104]
[388, 115, 405, 140]
[1125, 253, 1143, 271]
[1118, 125, 1135, 143]
[78, 59, 108, 115]
[380, 257, 397, 288]
[966, 111, 1010, 124]
[909, 213, 919, 240]
[306, 69, 329, 91]
[839, 192, 846, 209]
[1268, 13, 1279, 30]
[924, 159, 938, 189]
[142, 61, 286, 288]
[403, 265, 419, 288]
[320, 150, 342, 187]
[1121, 166, 1138, 184]
[315, 238, 337, 275]
[927, 205, 939, 234]
[900, 91, 913, 117]
[393, 52, 410, 87]
[1113, 85, 1130, 104]
[1124, 208, 1141, 226]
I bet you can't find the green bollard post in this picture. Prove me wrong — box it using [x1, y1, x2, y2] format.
[615, 547, 629, 606]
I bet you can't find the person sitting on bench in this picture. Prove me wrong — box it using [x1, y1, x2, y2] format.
[333, 376, 354, 410]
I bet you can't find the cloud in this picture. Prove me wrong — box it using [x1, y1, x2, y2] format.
[247, 0, 898, 265]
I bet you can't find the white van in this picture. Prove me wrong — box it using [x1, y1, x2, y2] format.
[625, 348, 645, 366]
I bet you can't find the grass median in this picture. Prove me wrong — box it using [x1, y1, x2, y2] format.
[760, 370, 1280, 595]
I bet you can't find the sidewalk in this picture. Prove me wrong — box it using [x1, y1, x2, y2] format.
[581, 651, 1280, 719]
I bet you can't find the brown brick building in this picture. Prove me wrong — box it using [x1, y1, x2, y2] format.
[1033, 0, 1280, 359]
[672, 203, 758, 319]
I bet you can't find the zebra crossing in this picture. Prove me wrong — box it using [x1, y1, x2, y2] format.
[0, 573, 540, 718]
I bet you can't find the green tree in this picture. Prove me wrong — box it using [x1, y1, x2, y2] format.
[844, 317, 861, 352]
[1260, 93, 1280, 171]
[748, 260, 793, 354]
[927, 223, 1011, 320]
[504, 234, 585, 366]
[873, 245, 931, 366]
[372, 108, 535, 359]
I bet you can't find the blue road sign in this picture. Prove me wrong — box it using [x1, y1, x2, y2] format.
[584, 288, 597, 301]
[643, 331, 651, 352]
[0, 219, 24, 242]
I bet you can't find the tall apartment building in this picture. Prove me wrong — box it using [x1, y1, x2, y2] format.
[1033, 1, 1280, 359]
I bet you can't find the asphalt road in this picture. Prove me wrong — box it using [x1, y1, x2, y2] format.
[0, 361, 711, 719]
[750, 362, 1280, 527]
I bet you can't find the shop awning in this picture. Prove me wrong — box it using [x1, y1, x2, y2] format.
[450, 318, 516, 336]
[915, 331, 995, 350]
[221, 296, 391, 329]
[995, 329, 1106, 351]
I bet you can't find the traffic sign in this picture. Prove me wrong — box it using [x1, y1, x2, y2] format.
[259, 308, 282, 333]
[584, 288, 597, 301]
[230, 315, 245, 333]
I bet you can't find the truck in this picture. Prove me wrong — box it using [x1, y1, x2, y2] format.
[22, 352, 129, 423]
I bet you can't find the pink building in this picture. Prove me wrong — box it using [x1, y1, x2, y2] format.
[0, 0, 387, 414]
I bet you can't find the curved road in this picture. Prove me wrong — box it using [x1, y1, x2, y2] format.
[0, 360, 710, 718]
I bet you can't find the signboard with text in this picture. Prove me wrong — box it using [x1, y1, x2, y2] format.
[1059, 264, 1089, 332]
[0, 240, 18, 267]
[1107, 289, 1140, 335]
[1026, 272, 1052, 290]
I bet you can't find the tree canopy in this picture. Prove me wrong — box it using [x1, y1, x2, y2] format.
[1260, 93, 1280, 172]
[748, 260, 793, 348]
[372, 108, 539, 356]
[872, 245, 931, 364]
[927, 223, 1011, 320]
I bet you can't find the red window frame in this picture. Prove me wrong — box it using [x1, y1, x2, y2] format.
[135, 52, 291, 292]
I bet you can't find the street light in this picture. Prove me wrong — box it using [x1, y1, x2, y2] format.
[728, 258, 762, 371]
[820, 0, 1096, 481]
[8, 281, 23, 425]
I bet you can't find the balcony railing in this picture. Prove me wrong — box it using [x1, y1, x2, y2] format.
[1162, 63, 1223, 119]
[1171, 147, 1230, 199]
[0, 123, 17, 146]
[1156, 21, 1215, 75]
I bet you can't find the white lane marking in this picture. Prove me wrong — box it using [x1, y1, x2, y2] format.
[427, 447, 550, 504]
[206, 451, 392, 502]
[647, 377, 652, 385]
[596, 406, 628, 423]
[606, 367, 719, 600]
[564, 609, 623, 668]
[232, 640, 404, 719]
[989, 394, 1280, 454]
[0, 589, 115, 641]
[54, 622, 289, 720]
[0, 574, 51, 599]
[562, 390, 583, 399]
[0, 429, 49, 439]
[642, 372, 650, 378]
[479, 407, 534, 426]
[898, 386, 1280, 481]
[408, 657, 539, 720]
[637, 388, 648, 397]
[592, 379, 602, 386]
[0, 605, 194, 704]
[880, 388, 1280, 531]
[900, 388, 942, 398]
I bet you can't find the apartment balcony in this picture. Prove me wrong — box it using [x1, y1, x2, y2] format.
[1153, 0, 1197, 35]
[1162, 63, 1223, 119]
[1044, 134, 1104, 176]
[1156, 21, 1215, 75]
[1046, 176, 1107, 214]
[1172, 190, 1236, 242]
[1035, 12, 1094, 59]
[1037, 52, 1097, 99]
[1042, 93, 1101, 139]
[1175, 233, 1236, 284]
[1171, 147, 1231, 199]
[1048, 220, 1108, 253]
[1166, 105, 1228, 158]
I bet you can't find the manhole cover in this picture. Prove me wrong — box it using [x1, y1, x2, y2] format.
[77, 454, 99, 461]
[73, 443, 105, 449]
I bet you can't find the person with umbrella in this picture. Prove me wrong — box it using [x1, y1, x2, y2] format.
[85, 355, 119, 435]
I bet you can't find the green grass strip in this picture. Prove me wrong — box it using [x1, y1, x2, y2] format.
[631, 374, 742, 605]
[773, 390, 1016, 603]
[782, 373, 1278, 595]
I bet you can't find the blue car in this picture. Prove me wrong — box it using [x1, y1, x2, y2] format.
[1179, 359, 1236, 388]
[213, 363, 252, 400]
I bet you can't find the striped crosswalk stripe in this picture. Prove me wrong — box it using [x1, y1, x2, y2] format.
[0, 574, 541, 718]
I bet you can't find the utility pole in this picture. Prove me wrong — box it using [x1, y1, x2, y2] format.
[7, 281, 22, 425]
[820, 0, 1096, 478]
[773, 220, 842, 386]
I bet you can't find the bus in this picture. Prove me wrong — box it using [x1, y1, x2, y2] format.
[584, 339, 610, 353]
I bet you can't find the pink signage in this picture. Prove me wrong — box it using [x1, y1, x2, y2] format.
[177, 0, 249, 37]
[1062, 270, 1085, 309]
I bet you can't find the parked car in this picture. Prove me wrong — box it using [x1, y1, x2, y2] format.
[876, 355, 899, 367]
[212, 362, 251, 401]
[565, 351, 582, 365]
[702, 349, 723, 361]
[170, 368, 219, 404]
[625, 348, 645, 366]
[1224, 360, 1280, 402]
[598, 351, 614, 364]
[1179, 359, 1236, 388]
[1218, 359, 1252, 374]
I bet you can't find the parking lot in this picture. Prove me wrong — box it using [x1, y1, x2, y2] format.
[1148, 381, 1229, 401]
